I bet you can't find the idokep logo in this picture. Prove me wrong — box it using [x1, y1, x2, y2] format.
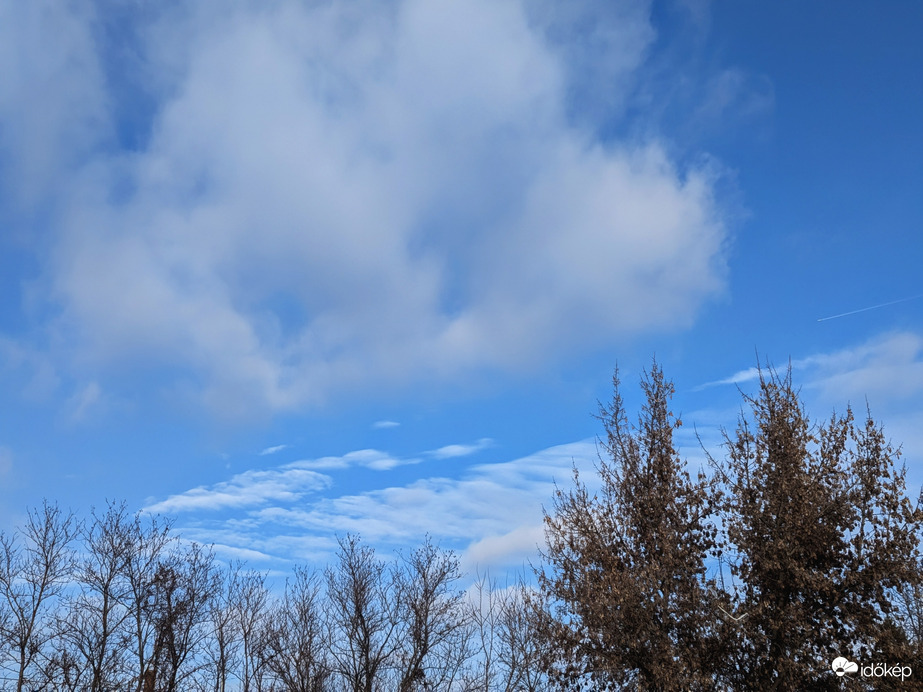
[831, 656, 913, 682]
[831, 657, 858, 677]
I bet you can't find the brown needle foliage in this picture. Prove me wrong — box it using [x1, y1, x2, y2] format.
[539, 363, 724, 691]
[715, 365, 923, 690]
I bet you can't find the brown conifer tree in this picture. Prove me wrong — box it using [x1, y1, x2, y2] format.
[539, 364, 723, 691]
[716, 366, 923, 690]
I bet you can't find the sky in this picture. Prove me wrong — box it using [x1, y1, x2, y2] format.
[0, 0, 921, 580]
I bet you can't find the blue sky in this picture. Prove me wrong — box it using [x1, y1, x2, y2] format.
[1, 0, 921, 578]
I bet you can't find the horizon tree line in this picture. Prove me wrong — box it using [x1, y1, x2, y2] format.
[1, 362, 921, 690]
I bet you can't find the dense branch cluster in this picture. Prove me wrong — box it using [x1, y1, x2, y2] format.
[1, 363, 921, 691]
[540, 364, 923, 690]
[0, 509, 548, 692]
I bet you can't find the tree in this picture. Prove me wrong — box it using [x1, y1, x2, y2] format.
[230, 566, 270, 692]
[205, 563, 242, 692]
[892, 567, 923, 666]
[325, 534, 400, 692]
[393, 536, 471, 692]
[144, 542, 220, 692]
[464, 573, 551, 692]
[58, 502, 135, 691]
[260, 565, 331, 692]
[539, 364, 723, 691]
[121, 511, 174, 692]
[493, 580, 551, 692]
[0, 501, 78, 692]
[842, 407, 923, 669]
[715, 366, 923, 689]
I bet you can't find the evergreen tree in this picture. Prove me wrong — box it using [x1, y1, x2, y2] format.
[716, 366, 923, 690]
[539, 364, 723, 691]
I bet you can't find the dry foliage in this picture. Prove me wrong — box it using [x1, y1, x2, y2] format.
[1, 362, 920, 691]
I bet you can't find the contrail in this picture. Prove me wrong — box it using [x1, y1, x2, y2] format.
[817, 294, 923, 322]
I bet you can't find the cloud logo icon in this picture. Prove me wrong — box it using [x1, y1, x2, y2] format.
[831, 657, 859, 676]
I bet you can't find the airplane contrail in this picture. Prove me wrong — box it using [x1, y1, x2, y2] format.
[817, 294, 923, 322]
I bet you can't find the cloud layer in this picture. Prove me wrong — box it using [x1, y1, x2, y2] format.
[145, 440, 599, 570]
[141, 330, 923, 571]
[2, 0, 727, 416]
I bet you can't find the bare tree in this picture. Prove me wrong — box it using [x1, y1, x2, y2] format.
[393, 537, 471, 692]
[205, 563, 241, 692]
[41, 638, 89, 691]
[0, 502, 78, 692]
[144, 542, 220, 691]
[326, 534, 400, 692]
[261, 565, 331, 692]
[462, 574, 550, 692]
[231, 567, 270, 692]
[55, 501, 136, 691]
[121, 511, 175, 692]
[463, 573, 502, 692]
[494, 580, 549, 692]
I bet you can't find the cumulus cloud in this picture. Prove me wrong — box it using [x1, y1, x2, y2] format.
[4, 0, 728, 417]
[0, 0, 109, 208]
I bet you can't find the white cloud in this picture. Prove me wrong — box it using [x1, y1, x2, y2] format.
[0, 0, 109, 208]
[2, 0, 728, 417]
[695, 366, 761, 389]
[372, 420, 400, 429]
[286, 449, 417, 472]
[799, 332, 923, 406]
[145, 467, 331, 514]
[699, 331, 923, 475]
[461, 524, 545, 573]
[427, 438, 493, 459]
[702, 331, 923, 406]
[67, 380, 103, 422]
[168, 440, 598, 570]
[259, 444, 289, 456]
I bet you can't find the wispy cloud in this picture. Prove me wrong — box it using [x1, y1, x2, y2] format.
[66, 381, 103, 422]
[698, 331, 923, 404]
[427, 438, 494, 459]
[693, 331, 923, 470]
[462, 524, 545, 573]
[695, 366, 762, 390]
[259, 444, 289, 456]
[800, 331, 923, 405]
[145, 468, 331, 514]
[168, 440, 598, 570]
[286, 449, 418, 472]
[372, 420, 400, 429]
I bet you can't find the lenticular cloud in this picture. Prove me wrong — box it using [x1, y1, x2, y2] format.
[3, 0, 728, 415]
